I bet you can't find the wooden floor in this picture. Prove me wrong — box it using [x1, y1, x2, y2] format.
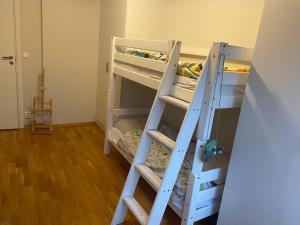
[0, 124, 217, 225]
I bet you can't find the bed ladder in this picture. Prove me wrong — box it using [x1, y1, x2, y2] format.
[111, 42, 225, 225]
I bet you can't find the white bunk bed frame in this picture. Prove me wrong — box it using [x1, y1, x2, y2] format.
[104, 37, 253, 225]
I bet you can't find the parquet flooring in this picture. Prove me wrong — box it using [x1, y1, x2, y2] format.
[0, 124, 217, 225]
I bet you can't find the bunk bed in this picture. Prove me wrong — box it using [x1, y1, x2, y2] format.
[105, 38, 253, 225]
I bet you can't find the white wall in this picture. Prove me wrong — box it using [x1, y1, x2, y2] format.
[125, 0, 167, 40]
[20, 0, 100, 125]
[125, 0, 264, 48]
[96, 0, 127, 128]
[218, 1, 300, 225]
[164, 0, 264, 48]
[42, 0, 100, 124]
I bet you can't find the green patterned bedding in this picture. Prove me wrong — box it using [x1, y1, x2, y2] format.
[115, 122, 214, 206]
[117, 47, 203, 79]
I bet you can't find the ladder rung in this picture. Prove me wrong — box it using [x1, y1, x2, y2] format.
[159, 95, 189, 110]
[123, 196, 148, 225]
[136, 164, 161, 191]
[147, 130, 176, 150]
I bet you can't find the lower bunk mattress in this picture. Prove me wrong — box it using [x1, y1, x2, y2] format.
[108, 117, 225, 213]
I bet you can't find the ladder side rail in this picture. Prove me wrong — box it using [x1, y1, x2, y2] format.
[197, 43, 227, 141]
[104, 37, 117, 154]
[111, 40, 180, 225]
[202, 47, 226, 140]
[147, 52, 211, 225]
[155, 40, 178, 96]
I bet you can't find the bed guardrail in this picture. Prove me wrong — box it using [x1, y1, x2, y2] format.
[225, 45, 254, 63]
[113, 66, 160, 90]
[193, 202, 221, 222]
[197, 185, 225, 203]
[199, 167, 228, 184]
[112, 108, 151, 117]
[114, 52, 166, 72]
[115, 38, 172, 53]
[222, 72, 249, 86]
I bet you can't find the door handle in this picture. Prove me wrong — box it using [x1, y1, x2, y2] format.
[1, 56, 14, 60]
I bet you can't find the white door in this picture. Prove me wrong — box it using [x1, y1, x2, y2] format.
[0, 0, 19, 130]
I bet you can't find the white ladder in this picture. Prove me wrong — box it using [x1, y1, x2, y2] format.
[111, 41, 224, 225]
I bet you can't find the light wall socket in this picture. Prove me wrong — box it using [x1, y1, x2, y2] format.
[24, 112, 31, 119]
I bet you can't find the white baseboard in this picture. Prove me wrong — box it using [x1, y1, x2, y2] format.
[23, 119, 100, 129]
[96, 119, 105, 131]
[23, 119, 31, 127]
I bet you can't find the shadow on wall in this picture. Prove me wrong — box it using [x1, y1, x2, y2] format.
[246, 67, 300, 157]
[220, 66, 300, 225]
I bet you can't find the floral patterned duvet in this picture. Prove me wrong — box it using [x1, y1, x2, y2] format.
[110, 118, 215, 209]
